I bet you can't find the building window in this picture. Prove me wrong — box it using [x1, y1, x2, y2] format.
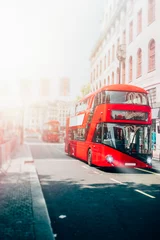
[104, 55, 106, 70]
[112, 72, 114, 84]
[137, 48, 142, 78]
[100, 60, 102, 75]
[112, 45, 115, 61]
[90, 73, 92, 83]
[148, 0, 155, 24]
[94, 69, 95, 81]
[104, 79, 106, 85]
[147, 87, 156, 106]
[122, 62, 125, 84]
[129, 21, 133, 43]
[137, 9, 142, 35]
[108, 50, 110, 66]
[96, 65, 98, 78]
[117, 38, 120, 54]
[99, 80, 102, 88]
[129, 56, 132, 82]
[117, 68, 120, 84]
[148, 39, 155, 72]
[108, 76, 110, 86]
[123, 30, 126, 44]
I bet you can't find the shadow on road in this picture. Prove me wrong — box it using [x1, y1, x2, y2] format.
[39, 174, 160, 240]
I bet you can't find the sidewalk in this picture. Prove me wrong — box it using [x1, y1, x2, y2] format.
[152, 158, 160, 171]
[0, 144, 54, 240]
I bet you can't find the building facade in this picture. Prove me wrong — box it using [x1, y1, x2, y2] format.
[24, 100, 73, 133]
[59, 78, 70, 97]
[90, 0, 160, 157]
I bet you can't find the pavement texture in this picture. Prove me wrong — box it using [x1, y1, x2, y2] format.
[0, 144, 54, 240]
[152, 160, 160, 171]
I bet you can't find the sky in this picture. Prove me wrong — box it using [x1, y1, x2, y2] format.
[0, 0, 104, 102]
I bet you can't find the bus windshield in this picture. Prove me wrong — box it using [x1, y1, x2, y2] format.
[93, 123, 151, 159]
[102, 91, 149, 105]
[43, 123, 60, 132]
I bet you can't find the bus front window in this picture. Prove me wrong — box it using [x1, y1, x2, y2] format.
[104, 91, 149, 105]
[102, 123, 152, 161]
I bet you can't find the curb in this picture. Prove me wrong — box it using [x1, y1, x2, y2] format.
[30, 163, 55, 240]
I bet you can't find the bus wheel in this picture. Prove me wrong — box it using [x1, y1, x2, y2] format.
[87, 149, 92, 166]
[68, 145, 71, 156]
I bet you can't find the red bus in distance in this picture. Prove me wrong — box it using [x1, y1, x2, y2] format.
[42, 120, 60, 143]
[65, 84, 152, 168]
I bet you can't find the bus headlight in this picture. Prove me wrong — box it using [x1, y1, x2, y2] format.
[106, 155, 114, 163]
[147, 157, 152, 165]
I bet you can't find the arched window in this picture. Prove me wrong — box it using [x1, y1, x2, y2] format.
[122, 62, 125, 84]
[108, 76, 110, 86]
[112, 45, 115, 61]
[129, 21, 133, 43]
[104, 55, 106, 70]
[108, 50, 110, 66]
[137, 9, 142, 35]
[100, 60, 102, 75]
[148, 0, 155, 24]
[104, 79, 106, 85]
[148, 39, 155, 72]
[112, 72, 114, 84]
[137, 48, 142, 78]
[117, 67, 120, 84]
[123, 30, 126, 44]
[129, 56, 132, 82]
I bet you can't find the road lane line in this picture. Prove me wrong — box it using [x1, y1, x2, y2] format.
[135, 189, 155, 199]
[93, 171, 99, 174]
[82, 165, 89, 170]
[135, 167, 160, 176]
[110, 178, 127, 185]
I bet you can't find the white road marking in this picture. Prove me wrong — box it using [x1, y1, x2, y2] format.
[135, 167, 160, 176]
[93, 171, 99, 174]
[59, 215, 67, 219]
[82, 165, 89, 170]
[35, 159, 77, 162]
[135, 189, 155, 199]
[110, 178, 127, 185]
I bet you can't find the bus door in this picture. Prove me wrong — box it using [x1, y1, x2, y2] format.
[76, 128, 86, 159]
[91, 123, 103, 164]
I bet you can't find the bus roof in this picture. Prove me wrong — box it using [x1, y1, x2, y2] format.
[99, 84, 147, 93]
[77, 84, 147, 104]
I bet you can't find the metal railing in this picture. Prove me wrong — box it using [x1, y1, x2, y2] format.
[0, 136, 20, 170]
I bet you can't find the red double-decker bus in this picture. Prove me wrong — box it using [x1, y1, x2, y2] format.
[65, 84, 152, 168]
[42, 120, 60, 143]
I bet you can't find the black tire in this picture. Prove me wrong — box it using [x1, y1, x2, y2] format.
[68, 145, 71, 156]
[87, 149, 92, 166]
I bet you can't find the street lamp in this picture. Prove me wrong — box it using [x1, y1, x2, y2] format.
[116, 44, 126, 84]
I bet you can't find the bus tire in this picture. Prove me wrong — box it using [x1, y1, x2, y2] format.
[87, 149, 92, 166]
[68, 145, 71, 156]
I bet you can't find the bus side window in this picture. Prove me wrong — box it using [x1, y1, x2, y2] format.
[97, 92, 101, 105]
[93, 94, 98, 109]
[101, 91, 106, 104]
[93, 124, 102, 143]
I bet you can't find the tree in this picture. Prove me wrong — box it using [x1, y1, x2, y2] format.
[76, 83, 91, 100]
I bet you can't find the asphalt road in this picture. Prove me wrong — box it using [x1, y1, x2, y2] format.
[27, 138, 160, 240]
